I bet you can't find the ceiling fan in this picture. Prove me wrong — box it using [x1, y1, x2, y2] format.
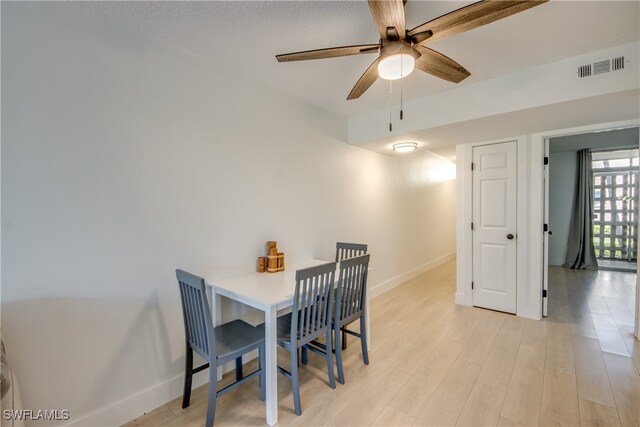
[276, 0, 548, 100]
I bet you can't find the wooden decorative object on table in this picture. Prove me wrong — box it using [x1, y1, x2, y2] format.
[263, 241, 285, 273]
[277, 252, 284, 269]
[266, 254, 284, 272]
[257, 256, 266, 273]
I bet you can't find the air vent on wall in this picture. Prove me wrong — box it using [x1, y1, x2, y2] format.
[577, 56, 626, 79]
[577, 64, 592, 78]
[593, 59, 610, 75]
[612, 56, 625, 71]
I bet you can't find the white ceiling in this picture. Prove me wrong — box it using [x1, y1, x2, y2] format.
[358, 89, 640, 159]
[84, 1, 640, 118]
[549, 126, 639, 153]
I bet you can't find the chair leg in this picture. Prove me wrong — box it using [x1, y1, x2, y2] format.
[290, 348, 302, 416]
[182, 346, 193, 409]
[259, 345, 266, 401]
[334, 327, 345, 384]
[301, 345, 308, 365]
[235, 356, 243, 381]
[205, 364, 217, 427]
[359, 316, 369, 365]
[342, 328, 348, 350]
[325, 330, 336, 389]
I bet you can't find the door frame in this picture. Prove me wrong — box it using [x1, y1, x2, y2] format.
[542, 139, 550, 317]
[530, 119, 640, 336]
[456, 136, 530, 317]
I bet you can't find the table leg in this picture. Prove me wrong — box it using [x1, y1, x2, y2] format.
[265, 307, 278, 426]
[207, 290, 225, 381]
[215, 294, 223, 381]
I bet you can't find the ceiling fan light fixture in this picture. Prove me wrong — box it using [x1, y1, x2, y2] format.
[393, 142, 418, 153]
[378, 53, 415, 80]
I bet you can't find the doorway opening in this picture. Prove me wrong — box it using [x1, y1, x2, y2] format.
[544, 126, 638, 355]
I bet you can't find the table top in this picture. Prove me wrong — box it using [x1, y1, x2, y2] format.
[207, 259, 334, 311]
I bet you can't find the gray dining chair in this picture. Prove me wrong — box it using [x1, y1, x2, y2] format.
[176, 269, 265, 427]
[332, 254, 370, 384]
[335, 242, 368, 263]
[335, 242, 367, 349]
[272, 262, 337, 415]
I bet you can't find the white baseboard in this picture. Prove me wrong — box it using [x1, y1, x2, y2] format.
[369, 252, 456, 299]
[72, 253, 456, 426]
[455, 291, 470, 306]
[549, 257, 564, 266]
[68, 371, 209, 427]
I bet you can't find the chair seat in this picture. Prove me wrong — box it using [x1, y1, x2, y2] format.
[275, 313, 293, 346]
[257, 314, 295, 347]
[215, 319, 264, 362]
[258, 311, 325, 347]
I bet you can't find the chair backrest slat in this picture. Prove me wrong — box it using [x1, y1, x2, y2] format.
[292, 262, 336, 345]
[335, 254, 370, 325]
[176, 269, 215, 361]
[335, 242, 368, 262]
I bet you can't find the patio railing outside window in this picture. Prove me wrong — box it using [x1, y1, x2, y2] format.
[592, 149, 639, 261]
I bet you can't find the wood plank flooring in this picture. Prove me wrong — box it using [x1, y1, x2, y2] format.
[124, 261, 639, 426]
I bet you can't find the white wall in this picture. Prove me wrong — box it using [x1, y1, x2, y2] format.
[548, 151, 577, 265]
[0, 3, 457, 426]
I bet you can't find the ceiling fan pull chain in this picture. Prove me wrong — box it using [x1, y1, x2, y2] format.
[400, 75, 404, 121]
[389, 80, 393, 132]
[400, 45, 403, 121]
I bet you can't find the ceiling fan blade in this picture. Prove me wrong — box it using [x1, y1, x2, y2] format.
[368, 0, 406, 40]
[276, 44, 380, 62]
[413, 45, 470, 83]
[347, 58, 381, 100]
[407, 0, 548, 45]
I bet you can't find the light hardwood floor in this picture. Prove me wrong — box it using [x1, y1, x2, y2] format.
[124, 261, 639, 426]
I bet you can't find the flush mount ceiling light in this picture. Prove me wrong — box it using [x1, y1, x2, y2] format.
[377, 42, 419, 80]
[392, 142, 418, 153]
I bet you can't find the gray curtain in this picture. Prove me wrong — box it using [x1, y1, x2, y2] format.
[563, 149, 598, 269]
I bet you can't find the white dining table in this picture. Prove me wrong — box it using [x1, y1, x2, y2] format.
[206, 259, 371, 426]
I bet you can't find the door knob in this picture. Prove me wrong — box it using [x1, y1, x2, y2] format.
[507, 234, 514, 240]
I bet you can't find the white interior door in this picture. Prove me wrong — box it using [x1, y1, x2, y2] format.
[472, 141, 517, 313]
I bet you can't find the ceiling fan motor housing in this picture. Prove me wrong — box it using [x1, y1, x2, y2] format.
[379, 40, 421, 61]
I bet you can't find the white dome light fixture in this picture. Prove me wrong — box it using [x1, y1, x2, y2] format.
[378, 53, 416, 80]
[377, 42, 419, 80]
[392, 142, 418, 153]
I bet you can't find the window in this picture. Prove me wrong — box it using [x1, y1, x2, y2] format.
[592, 149, 639, 261]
